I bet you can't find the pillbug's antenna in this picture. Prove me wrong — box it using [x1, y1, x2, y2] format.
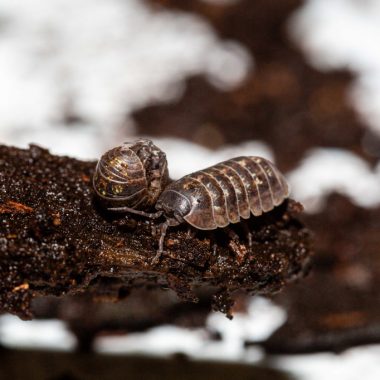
[107, 206, 163, 219]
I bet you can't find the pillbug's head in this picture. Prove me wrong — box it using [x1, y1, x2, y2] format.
[93, 139, 169, 210]
[155, 189, 191, 222]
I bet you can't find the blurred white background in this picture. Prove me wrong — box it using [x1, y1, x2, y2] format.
[0, 0, 251, 158]
[1, 0, 380, 379]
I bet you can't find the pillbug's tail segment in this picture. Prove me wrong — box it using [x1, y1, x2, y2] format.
[252, 157, 290, 206]
[273, 161, 290, 200]
[226, 156, 290, 215]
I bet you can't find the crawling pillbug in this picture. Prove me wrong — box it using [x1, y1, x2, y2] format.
[103, 154, 289, 264]
[93, 139, 169, 210]
[155, 156, 289, 229]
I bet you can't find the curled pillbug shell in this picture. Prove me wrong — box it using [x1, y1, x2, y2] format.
[93, 139, 169, 210]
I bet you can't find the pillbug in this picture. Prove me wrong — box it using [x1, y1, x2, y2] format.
[103, 154, 290, 264]
[93, 139, 169, 211]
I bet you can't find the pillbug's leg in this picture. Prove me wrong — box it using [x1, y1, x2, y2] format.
[247, 232, 253, 249]
[225, 227, 247, 264]
[151, 223, 157, 237]
[149, 219, 161, 237]
[151, 218, 180, 265]
[213, 243, 218, 256]
[208, 231, 218, 257]
[186, 227, 195, 239]
[241, 222, 253, 249]
[107, 206, 163, 219]
[158, 222, 169, 255]
[151, 222, 169, 265]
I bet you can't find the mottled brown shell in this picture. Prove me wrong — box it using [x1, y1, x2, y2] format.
[158, 156, 289, 230]
[93, 139, 169, 210]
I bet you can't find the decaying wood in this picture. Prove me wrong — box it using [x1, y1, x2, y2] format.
[0, 144, 311, 319]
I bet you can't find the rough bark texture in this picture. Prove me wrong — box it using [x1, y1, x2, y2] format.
[0, 144, 311, 319]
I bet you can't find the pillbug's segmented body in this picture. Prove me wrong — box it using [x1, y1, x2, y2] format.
[94, 145, 290, 264]
[93, 139, 168, 210]
[155, 156, 289, 231]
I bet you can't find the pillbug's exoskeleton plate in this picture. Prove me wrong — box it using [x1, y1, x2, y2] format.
[151, 155, 290, 263]
[93, 138, 168, 211]
[156, 156, 289, 230]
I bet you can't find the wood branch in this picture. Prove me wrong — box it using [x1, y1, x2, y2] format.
[0, 144, 312, 319]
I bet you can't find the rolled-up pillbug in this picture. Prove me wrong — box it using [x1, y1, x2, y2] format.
[106, 156, 290, 264]
[93, 138, 169, 210]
